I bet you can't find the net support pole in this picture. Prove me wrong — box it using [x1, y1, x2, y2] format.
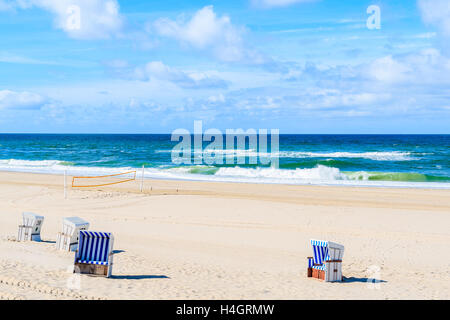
[64, 170, 67, 199]
[140, 165, 145, 192]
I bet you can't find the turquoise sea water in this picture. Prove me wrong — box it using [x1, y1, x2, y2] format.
[0, 134, 449, 188]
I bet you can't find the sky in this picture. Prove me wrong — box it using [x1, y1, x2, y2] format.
[0, 0, 449, 133]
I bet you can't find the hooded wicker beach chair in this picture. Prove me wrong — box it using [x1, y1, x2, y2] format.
[74, 231, 114, 277]
[307, 239, 344, 282]
[56, 217, 90, 251]
[18, 212, 44, 242]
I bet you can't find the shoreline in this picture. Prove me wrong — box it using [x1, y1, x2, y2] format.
[1, 170, 450, 212]
[0, 170, 449, 299]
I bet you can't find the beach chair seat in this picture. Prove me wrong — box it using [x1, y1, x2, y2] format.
[18, 212, 44, 242]
[74, 231, 114, 277]
[56, 217, 89, 251]
[76, 260, 109, 265]
[307, 239, 344, 282]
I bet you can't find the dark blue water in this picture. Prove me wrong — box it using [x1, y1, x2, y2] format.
[0, 134, 449, 187]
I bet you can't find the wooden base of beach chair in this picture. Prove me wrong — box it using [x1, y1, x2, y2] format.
[309, 266, 343, 282]
[74, 263, 109, 277]
[312, 268, 325, 280]
[307, 267, 313, 277]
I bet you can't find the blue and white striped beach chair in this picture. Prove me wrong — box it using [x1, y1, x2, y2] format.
[307, 239, 344, 282]
[74, 231, 114, 278]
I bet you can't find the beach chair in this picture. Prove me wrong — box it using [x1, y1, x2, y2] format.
[307, 239, 344, 282]
[56, 217, 90, 251]
[74, 231, 114, 277]
[17, 212, 44, 242]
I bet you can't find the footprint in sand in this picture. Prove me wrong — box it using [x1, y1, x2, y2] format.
[0, 274, 105, 300]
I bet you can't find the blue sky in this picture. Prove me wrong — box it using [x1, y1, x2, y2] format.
[0, 0, 449, 133]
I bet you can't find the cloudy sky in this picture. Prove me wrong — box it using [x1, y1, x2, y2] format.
[0, 0, 449, 133]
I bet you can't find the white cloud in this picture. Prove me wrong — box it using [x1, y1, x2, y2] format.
[153, 6, 249, 63]
[285, 49, 450, 87]
[208, 93, 225, 103]
[133, 61, 228, 89]
[366, 56, 411, 83]
[318, 92, 391, 109]
[418, 0, 450, 37]
[0, 90, 48, 110]
[4, 0, 123, 39]
[154, 6, 235, 48]
[152, 5, 285, 68]
[251, 0, 316, 9]
[215, 48, 450, 119]
[365, 49, 450, 85]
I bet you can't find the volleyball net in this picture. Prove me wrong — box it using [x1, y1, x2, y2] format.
[71, 170, 137, 188]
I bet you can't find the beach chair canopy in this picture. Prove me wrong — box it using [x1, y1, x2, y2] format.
[76, 231, 113, 265]
[63, 216, 89, 228]
[22, 212, 44, 227]
[310, 239, 344, 270]
[62, 217, 89, 235]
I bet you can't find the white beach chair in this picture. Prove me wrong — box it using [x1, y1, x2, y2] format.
[307, 239, 344, 282]
[74, 231, 114, 278]
[18, 212, 44, 242]
[56, 217, 90, 251]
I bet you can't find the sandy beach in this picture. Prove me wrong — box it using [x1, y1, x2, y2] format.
[0, 170, 449, 300]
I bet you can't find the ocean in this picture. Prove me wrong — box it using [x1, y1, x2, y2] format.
[0, 134, 449, 188]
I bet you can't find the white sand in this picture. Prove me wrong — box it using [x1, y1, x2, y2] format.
[0, 171, 449, 299]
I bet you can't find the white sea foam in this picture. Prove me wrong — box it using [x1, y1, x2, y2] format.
[0, 159, 131, 177]
[155, 165, 450, 189]
[157, 149, 260, 157]
[0, 159, 63, 167]
[276, 151, 416, 161]
[214, 165, 348, 180]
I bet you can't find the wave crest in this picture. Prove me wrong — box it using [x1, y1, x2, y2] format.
[156, 150, 418, 161]
[215, 165, 348, 181]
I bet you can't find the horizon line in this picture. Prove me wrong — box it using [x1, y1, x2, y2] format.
[0, 133, 449, 135]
